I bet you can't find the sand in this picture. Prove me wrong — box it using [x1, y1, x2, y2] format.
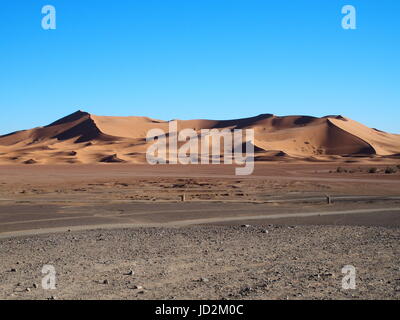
[0, 111, 399, 165]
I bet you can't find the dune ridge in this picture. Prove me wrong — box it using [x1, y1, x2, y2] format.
[0, 110, 399, 164]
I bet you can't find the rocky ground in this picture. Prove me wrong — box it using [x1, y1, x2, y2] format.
[0, 224, 399, 300]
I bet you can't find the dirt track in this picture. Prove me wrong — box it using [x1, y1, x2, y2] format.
[1, 163, 400, 236]
[0, 201, 400, 238]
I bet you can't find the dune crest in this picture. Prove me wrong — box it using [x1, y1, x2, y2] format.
[0, 111, 399, 164]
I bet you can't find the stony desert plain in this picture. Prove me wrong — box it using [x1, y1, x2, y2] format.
[0, 112, 399, 300]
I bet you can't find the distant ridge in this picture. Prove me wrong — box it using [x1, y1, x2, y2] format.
[0, 110, 399, 164]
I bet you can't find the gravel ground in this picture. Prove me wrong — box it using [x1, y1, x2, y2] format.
[0, 224, 399, 300]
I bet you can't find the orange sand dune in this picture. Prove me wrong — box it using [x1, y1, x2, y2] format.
[0, 111, 399, 164]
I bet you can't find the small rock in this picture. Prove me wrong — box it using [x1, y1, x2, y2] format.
[261, 229, 269, 234]
[48, 296, 57, 300]
[10, 268, 17, 272]
[25, 288, 31, 292]
[241, 224, 251, 228]
[33, 283, 38, 289]
[133, 285, 143, 290]
[102, 279, 109, 285]
[239, 286, 253, 296]
[125, 270, 134, 276]
[200, 277, 209, 283]
[24, 159, 37, 165]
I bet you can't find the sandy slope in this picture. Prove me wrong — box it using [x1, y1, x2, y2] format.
[0, 111, 399, 164]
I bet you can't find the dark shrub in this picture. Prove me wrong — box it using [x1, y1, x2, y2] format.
[385, 167, 397, 174]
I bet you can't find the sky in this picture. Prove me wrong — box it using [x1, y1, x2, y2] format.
[0, 0, 399, 134]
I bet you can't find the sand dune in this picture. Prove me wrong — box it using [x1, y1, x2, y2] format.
[0, 110, 399, 164]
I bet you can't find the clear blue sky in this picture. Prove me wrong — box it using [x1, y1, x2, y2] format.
[1, 0, 399, 134]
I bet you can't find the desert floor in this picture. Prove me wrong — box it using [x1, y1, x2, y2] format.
[0, 163, 399, 299]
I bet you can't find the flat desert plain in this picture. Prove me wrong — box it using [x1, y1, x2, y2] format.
[0, 163, 399, 300]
